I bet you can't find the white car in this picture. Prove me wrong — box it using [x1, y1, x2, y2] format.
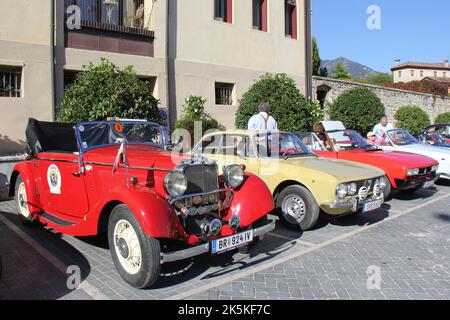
[379, 129, 450, 180]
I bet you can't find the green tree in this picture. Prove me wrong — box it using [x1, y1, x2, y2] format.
[435, 112, 450, 123]
[331, 63, 352, 81]
[318, 67, 328, 77]
[329, 87, 385, 135]
[312, 37, 321, 76]
[394, 105, 431, 135]
[175, 95, 220, 143]
[366, 72, 393, 86]
[235, 73, 323, 132]
[57, 59, 160, 123]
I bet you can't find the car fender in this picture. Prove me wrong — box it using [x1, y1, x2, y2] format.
[9, 161, 42, 214]
[228, 173, 274, 226]
[97, 185, 185, 240]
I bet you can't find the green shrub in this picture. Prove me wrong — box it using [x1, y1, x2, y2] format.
[394, 105, 430, 135]
[435, 112, 450, 124]
[57, 59, 160, 123]
[329, 87, 385, 135]
[175, 95, 220, 143]
[235, 73, 323, 131]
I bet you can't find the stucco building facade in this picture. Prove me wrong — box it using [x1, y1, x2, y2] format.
[0, 0, 311, 154]
[391, 59, 450, 83]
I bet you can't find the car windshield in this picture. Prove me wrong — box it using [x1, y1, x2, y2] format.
[255, 132, 315, 158]
[422, 131, 448, 145]
[326, 130, 379, 151]
[428, 125, 450, 139]
[296, 132, 328, 151]
[387, 129, 418, 146]
[76, 121, 164, 152]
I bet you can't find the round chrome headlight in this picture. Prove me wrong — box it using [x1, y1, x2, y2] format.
[336, 184, 348, 199]
[164, 171, 187, 197]
[347, 183, 357, 196]
[224, 165, 244, 189]
[432, 165, 439, 172]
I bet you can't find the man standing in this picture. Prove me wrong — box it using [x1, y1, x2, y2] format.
[247, 103, 278, 130]
[373, 116, 394, 141]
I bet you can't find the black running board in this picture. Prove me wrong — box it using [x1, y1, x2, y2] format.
[39, 212, 76, 227]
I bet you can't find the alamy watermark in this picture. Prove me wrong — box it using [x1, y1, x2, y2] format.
[66, 265, 81, 290]
[366, 265, 382, 290]
[66, 5, 81, 30]
[367, 5, 382, 30]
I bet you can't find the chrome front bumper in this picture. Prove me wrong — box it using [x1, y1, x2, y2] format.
[322, 194, 384, 213]
[160, 219, 276, 264]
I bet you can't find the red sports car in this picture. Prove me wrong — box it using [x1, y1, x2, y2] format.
[298, 122, 439, 196]
[9, 119, 275, 288]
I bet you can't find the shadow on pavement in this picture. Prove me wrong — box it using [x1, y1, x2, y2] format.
[151, 221, 299, 288]
[435, 212, 450, 223]
[392, 187, 439, 201]
[0, 211, 91, 300]
[322, 203, 391, 228]
[436, 179, 450, 187]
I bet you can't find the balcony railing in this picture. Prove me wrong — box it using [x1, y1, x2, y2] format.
[64, 0, 155, 37]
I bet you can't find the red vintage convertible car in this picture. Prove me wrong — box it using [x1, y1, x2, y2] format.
[298, 121, 440, 196]
[10, 119, 275, 288]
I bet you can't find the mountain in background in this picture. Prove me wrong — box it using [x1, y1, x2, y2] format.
[320, 57, 382, 79]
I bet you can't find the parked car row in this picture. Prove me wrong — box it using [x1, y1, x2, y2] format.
[8, 118, 448, 289]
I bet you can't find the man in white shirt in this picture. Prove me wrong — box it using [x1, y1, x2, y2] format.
[247, 103, 278, 130]
[373, 116, 394, 141]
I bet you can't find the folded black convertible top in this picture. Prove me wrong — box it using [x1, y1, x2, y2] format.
[26, 118, 78, 155]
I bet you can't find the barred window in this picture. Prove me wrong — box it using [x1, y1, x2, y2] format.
[215, 82, 234, 105]
[0, 66, 22, 98]
[64, 0, 149, 30]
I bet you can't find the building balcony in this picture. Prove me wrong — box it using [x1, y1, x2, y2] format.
[64, 0, 155, 57]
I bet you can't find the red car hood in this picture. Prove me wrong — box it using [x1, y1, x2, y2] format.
[83, 145, 187, 170]
[339, 149, 438, 169]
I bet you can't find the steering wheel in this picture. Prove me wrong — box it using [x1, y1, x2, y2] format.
[281, 148, 298, 158]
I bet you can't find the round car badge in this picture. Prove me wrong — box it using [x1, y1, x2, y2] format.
[114, 124, 124, 133]
[79, 125, 85, 132]
[47, 164, 62, 194]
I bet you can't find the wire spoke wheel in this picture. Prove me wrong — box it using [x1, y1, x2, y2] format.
[114, 219, 142, 275]
[17, 182, 30, 219]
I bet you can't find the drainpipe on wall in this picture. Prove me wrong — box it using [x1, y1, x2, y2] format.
[50, 0, 56, 121]
[165, 0, 172, 130]
[304, 0, 313, 102]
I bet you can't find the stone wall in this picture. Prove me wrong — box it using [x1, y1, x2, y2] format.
[313, 76, 450, 121]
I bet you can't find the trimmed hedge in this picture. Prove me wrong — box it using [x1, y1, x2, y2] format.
[394, 105, 430, 135]
[329, 87, 385, 135]
[235, 73, 323, 131]
[435, 112, 450, 124]
[57, 59, 160, 123]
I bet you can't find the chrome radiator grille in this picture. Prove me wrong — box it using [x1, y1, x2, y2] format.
[183, 164, 219, 195]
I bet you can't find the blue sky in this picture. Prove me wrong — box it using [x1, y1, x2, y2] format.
[312, 0, 450, 73]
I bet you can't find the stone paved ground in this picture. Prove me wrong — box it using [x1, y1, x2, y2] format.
[1, 183, 450, 300]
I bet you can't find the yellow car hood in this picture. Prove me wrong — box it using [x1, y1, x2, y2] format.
[282, 157, 385, 182]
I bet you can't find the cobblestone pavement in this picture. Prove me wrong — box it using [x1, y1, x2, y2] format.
[1, 183, 450, 300]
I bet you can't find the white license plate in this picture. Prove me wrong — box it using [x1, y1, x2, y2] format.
[362, 199, 382, 213]
[211, 230, 254, 254]
[423, 180, 435, 189]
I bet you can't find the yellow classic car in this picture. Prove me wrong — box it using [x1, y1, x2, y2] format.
[194, 130, 387, 230]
